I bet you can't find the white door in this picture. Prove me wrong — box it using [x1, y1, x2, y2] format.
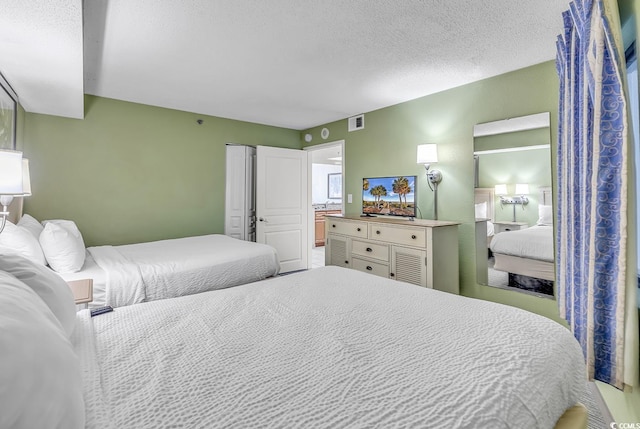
[256, 146, 308, 273]
[224, 145, 256, 241]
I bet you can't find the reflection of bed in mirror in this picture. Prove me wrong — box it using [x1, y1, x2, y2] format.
[490, 187, 554, 295]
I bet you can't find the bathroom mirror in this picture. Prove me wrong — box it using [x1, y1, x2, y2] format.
[473, 113, 554, 297]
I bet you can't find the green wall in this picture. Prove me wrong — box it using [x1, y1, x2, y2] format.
[22, 95, 300, 246]
[303, 60, 564, 323]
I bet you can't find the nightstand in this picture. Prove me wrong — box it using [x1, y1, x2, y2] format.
[67, 279, 93, 309]
[493, 221, 528, 233]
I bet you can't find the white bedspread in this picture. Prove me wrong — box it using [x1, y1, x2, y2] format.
[73, 266, 585, 429]
[88, 234, 279, 307]
[490, 225, 554, 262]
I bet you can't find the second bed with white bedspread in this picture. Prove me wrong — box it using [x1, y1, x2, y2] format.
[85, 234, 280, 307]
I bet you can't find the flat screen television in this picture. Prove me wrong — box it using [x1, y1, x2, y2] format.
[362, 176, 417, 218]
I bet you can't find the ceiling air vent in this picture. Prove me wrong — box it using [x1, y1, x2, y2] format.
[348, 114, 364, 132]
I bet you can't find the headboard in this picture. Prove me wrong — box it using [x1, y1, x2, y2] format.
[474, 188, 495, 221]
[539, 186, 553, 206]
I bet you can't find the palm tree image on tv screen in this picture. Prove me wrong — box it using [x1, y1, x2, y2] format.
[362, 176, 416, 217]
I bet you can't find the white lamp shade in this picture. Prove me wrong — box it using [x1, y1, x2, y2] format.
[22, 158, 31, 196]
[416, 144, 438, 164]
[495, 184, 508, 196]
[515, 183, 530, 195]
[0, 150, 23, 195]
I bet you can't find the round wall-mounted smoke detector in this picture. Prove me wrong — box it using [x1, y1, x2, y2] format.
[321, 128, 330, 139]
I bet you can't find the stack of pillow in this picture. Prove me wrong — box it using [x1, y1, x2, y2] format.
[0, 253, 85, 428]
[0, 214, 86, 273]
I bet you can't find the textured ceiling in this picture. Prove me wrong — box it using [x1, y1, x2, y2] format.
[0, 0, 83, 118]
[2, 0, 570, 130]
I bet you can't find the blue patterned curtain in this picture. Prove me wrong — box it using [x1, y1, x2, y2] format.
[556, 0, 629, 388]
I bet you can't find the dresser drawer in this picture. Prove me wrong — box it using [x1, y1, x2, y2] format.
[352, 258, 389, 278]
[368, 224, 426, 247]
[351, 239, 389, 262]
[326, 219, 368, 238]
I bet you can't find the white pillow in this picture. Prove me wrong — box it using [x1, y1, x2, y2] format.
[0, 252, 76, 338]
[0, 271, 85, 429]
[18, 213, 44, 239]
[537, 204, 553, 226]
[39, 220, 86, 273]
[475, 201, 487, 219]
[0, 221, 46, 265]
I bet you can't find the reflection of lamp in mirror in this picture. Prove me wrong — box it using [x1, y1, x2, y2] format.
[417, 144, 443, 220]
[515, 184, 529, 203]
[496, 183, 529, 222]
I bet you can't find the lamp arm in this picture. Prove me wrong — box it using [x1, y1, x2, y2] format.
[423, 164, 434, 191]
[0, 195, 15, 235]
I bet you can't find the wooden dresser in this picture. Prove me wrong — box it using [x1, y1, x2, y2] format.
[325, 215, 460, 294]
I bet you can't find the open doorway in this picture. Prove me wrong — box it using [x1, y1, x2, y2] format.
[305, 141, 345, 268]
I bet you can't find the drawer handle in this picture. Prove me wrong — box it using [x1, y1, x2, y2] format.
[366, 266, 373, 271]
[366, 247, 373, 252]
[332, 224, 336, 228]
[345, 261, 349, 264]
[411, 234, 417, 239]
[376, 230, 381, 235]
[357, 228, 361, 232]
[390, 272, 395, 278]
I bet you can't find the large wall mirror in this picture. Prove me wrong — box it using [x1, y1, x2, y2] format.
[473, 113, 555, 298]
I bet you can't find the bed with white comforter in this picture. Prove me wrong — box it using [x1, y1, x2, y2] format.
[0, 213, 280, 308]
[490, 225, 554, 262]
[489, 225, 555, 281]
[79, 234, 279, 307]
[72, 266, 586, 429]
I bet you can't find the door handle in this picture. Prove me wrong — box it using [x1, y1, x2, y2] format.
[259, 217, 266, 222]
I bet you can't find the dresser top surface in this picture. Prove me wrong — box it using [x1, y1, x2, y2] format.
[327, 214, 460, 227]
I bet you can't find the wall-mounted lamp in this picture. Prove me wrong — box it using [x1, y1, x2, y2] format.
[0, 150, 29, 234]
[417, 144, 443, 220]
[495, 183, 529, 222]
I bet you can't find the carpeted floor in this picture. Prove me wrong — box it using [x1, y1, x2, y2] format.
[583, 381, 613, 428]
